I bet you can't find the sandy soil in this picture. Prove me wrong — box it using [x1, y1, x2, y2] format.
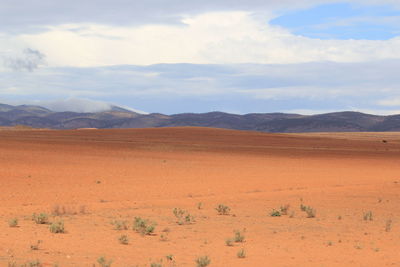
[0, 127, 399, 266]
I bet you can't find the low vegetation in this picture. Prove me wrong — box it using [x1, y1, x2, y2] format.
[30, 240, 41, 251]
[195, 256, 211, 267]
[118, 234, 129, 245]
[8, 260, 42, 267]
[270, 209, 281, 217]
[8, 218, 18, 227]
[280, 204, 290, 215]
[225, 238, 234, 246]
[51, 205, 87, 216]
[97, 256, 113, 267]
[133, 217, 156, 235]
[299, 204, 316, 218]
[385, 219, 392, 232]
[234, 230, 245, 243]
[215, 204, 230, 215]
[237, 248, 246, 258]
[363, 211, 373, 221]
[173, 208, 195, 225]
[111, 220, 129, 230]
[32, 213, 49, 224]
[49, 221, 65, 233]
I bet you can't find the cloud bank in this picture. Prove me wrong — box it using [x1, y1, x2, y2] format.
[1, 0, 400, 114]
[1, 61, 400, 114]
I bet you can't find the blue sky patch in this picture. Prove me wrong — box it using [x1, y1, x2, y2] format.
[270, 3, 400, 40]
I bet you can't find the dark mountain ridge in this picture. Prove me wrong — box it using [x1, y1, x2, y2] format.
[0, 103, 398, 132]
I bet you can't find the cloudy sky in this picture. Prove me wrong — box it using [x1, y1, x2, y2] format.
[1, 0, 400, 114]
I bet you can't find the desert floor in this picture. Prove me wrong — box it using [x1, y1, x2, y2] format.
[0, 127, 400, 266]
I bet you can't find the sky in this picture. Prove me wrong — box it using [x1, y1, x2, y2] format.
[1, 0, 400, 114]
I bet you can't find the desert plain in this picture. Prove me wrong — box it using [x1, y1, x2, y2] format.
[0, 127, 400, 266]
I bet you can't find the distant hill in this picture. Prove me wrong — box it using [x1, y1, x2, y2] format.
[0, 103, 399, 132]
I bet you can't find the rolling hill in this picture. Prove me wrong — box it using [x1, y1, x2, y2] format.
[0, 103, 399, 132]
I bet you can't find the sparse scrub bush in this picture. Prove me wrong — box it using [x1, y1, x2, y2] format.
[173, 208, 195, 225]
[300, 204, 307, 211]
[270, 209, 281, 217]
[133, 217, 156, 235]
[118, 234, 129, 245]
[225, 238, 234, 246]
[280, 204, 290, 215]
[49, 221, 65, 233]
[32, 213, 48, 224]
[30, 240, 42, 250]
[385, 219, 392, 232]
[215, 204, 230, 215]
[197, 202, 204, 210]
[234, 230, 245, 243]
[150, 263, 162, 267]
[111, 220, 128, 230]
[27, 260, 42, 267]
[305, 207, 316, 218]
[51, 205, 66, 216]
[8, 218, 18, 227]
[237, 248, 246, 258]
[97, 256, 112, 267]
[160, 233, 169, 242]
[52, 205, 87, 216]
[195, 256, 211, 267]
[299, 204, 316, 218]
[166, 254, 174, 261]
[363, 211, 373, 221]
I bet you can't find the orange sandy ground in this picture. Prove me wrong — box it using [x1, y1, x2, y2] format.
[0, 127, 400, 266]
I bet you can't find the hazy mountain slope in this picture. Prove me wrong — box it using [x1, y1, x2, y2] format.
[0, 103, 399, 132]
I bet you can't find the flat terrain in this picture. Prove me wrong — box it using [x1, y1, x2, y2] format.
[0, 127, 400, 266]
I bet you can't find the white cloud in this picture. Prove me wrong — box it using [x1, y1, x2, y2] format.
[378, 97, 400, 107]
[0, 11, 394, 67]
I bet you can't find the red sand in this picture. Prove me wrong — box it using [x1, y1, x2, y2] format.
[0, 127, 399, 266]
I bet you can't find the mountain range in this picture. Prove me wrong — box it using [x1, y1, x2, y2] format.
[1, 103, 400, 132]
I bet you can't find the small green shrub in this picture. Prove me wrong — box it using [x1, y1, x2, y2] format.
[28, 260, 42, 267]
[300, 204, 307, 211]
[363, 211, 373, 221]
[32, 213, 48, 224]
[270, 209, 281, 217]
[166, 254, 174, 261]
[385, 219, 392, 232]
[234, 230, 245, 243]
[215, 204, 230, 215]
[118, 234, 129, 245]
[30, 240, 42, 250]
[225, 238, 234, 246]
[305, 207, 316, 218]
[49, 221, 65, 233]
[237, 248, 246, 258]
[299, 204, 316, 218]
[133, 217, 156, 235]
[111, 220, 128, 230]
[97, 256, 112, 267]
[280, 204, 290, 215]
[195, 256, 211, 267]
[8, 218, 18, 227]
[173, 208, 195, 225]
[150, 263, 162, 267]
